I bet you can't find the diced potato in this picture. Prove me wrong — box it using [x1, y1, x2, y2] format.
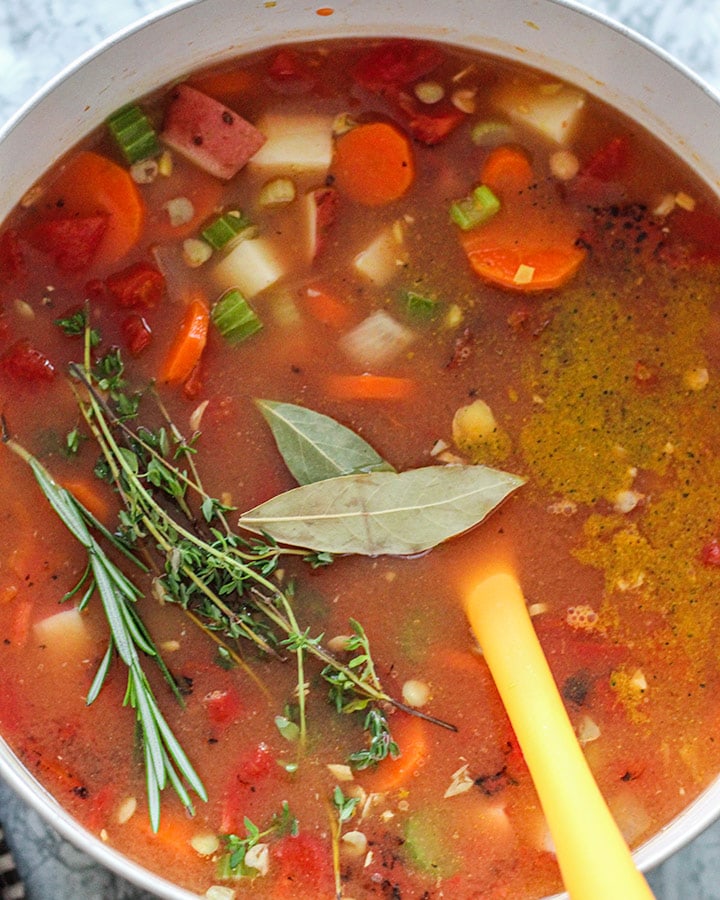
[213, 237, 284, 298]
[33, 607, 92, 658]
[340, 310, 414, 367]
[493, 80, 586, 145]
[248, 115, 334, 175]
[353, 224, 406, 286]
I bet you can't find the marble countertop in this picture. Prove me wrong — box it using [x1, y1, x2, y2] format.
[2, 0, 720, 897]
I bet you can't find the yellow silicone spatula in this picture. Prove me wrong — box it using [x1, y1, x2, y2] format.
[464, 570, 655, 900]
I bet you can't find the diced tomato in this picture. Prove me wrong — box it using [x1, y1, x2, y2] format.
[25, 214, 109, 273]
[0, 229, 26, 280]
[105, 260, 165, 308]
[580, 135, 630, 182]
[203, 687, 243, 730]
[1, 340, 56, 382]
[699, 538, 720, 567]
[219, 742, 275, 832]
[272, 832, 335, 898]
[394, 92, 467, 146]
[353, 39, 444, 92]
[82, 783, 117, 832]
[665, 207, 720, 265]
[121, 314, 153, 355]
[267, 48, 316, 91]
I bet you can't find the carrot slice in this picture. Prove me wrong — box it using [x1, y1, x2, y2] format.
[359, 714, 428, 793]
[480, 145, 534, 193]
[460, 144, 586, 292]
[303, 284, 353, 329]
[61, 478, 113, 524]
[324, 373, 415, 400]
[188, 67, 255, 100]
[331, 122, 415, 206]
[43, 150, 144, 265]
[160, 296, 210, 385]
[461, 217, 586, 292]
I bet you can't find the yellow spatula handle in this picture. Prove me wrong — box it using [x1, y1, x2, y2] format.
[465, 571, 654, 900]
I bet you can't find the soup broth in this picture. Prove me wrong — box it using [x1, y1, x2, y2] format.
[2, 37, 720, 899]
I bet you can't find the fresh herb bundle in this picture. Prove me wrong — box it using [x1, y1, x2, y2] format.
[2, 317, 524, 829]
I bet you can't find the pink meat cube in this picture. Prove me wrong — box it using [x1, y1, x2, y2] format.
[161, 83, 266, 180]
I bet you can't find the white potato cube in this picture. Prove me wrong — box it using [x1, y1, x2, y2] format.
[33, 607, 92, 658]
[340, 310, 414, 367]
[213, 237, 284, 298]
[353, 224, 406, 286]
[494, 80, 586, 145]
[249, 115, 334, 175]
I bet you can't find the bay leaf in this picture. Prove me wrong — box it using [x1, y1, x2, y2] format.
[255, 398, 395, 485]
[237, 464, 525, 556]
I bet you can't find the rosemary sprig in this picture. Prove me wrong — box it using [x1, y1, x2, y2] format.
[0, 425, 207, 831]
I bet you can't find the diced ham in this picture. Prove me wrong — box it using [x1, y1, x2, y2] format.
[161, 83, 266, 180]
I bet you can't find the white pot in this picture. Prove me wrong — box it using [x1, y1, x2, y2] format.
[1, 1, 719, 897]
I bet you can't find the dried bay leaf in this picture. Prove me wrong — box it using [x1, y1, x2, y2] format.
[255, 398, 394, 485]
[238, 464, 525, 556]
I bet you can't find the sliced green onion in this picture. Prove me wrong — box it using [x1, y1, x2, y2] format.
[107, 104, 161, 164]
[211, 289, 262, 343]
[201, 211, 252, 250]
[403, 290, 440, 320]
[449, 184, 501, 231]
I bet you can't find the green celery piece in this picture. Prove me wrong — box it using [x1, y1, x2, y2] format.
[211, 289, 262, 343]
[201, 212, 251, 250]
[107, 104, 160, 164]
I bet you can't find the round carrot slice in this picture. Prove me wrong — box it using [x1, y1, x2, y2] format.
[331, 121, 415, 206]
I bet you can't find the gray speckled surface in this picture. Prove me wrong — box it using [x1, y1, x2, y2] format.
[2, 0, 720, 897]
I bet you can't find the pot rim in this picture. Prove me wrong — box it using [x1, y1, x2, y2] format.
[1, 1, 720, 897]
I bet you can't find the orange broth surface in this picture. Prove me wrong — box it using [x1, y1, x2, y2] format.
[2, 37, 720, 900]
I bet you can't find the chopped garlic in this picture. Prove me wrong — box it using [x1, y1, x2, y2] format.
[549, 149, 579, 181]
[513, 263, 535, 285]
[327, 763, 354, 782]
[675, 191, 696, 211]
[444, 763, 475, 798]
[415, 81, 444, 104]
[452, 88, 476, 114]
[614, 489, 643, 514]
[116, 796, 137, 824]
[205, 886, 236, 900]
[402, 679, 430, 708]
[191, 832, 221, 857]
[576, 714, 601, 745]
[183, 238, 213, 268]
[130, 158, 159, 184]
[244, 842, 269, 876]
[189, 399, 210, 433]
[164, 197, 195, 227]
[342, 830, 368, 856]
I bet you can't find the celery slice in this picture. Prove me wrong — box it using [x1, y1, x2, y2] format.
[201, 211, 252, 250]
[211, 289, 262, 343]
[107, 104, 161, 164]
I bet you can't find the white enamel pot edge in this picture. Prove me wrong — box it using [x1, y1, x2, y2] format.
[2, 1, 720, 897]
